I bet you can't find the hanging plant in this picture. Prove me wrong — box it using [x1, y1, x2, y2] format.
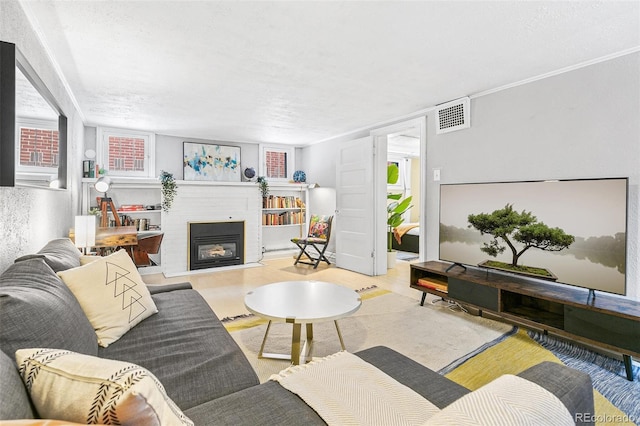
[159, 170, 178, 213]
[257, 176, 269, 198]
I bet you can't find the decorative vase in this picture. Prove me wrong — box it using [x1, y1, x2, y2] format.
[243, 167, 256, 181]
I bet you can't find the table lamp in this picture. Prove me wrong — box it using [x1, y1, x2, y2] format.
[95, 176, 121, 227]
[74, 215, 96, 254]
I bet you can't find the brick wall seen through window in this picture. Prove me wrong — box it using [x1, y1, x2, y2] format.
[266, 151, 287, 179]
[19, 127, 59, 167]
[108, 136, 145, 172]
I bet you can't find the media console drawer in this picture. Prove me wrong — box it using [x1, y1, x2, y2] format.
[565, 306, 640, 354]
[448, 278, 499, 311]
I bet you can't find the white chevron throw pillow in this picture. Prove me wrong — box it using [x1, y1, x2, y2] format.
[57, 249, 157, 347]
[16, 348, 192, 425]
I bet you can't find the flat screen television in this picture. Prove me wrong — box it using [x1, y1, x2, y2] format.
[439, 178, 628, 296]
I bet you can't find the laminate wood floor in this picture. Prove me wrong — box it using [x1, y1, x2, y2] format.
[142, 256, 421, 319]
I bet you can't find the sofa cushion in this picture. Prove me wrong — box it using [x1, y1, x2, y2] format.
[186, 346, 468, 426]
[57, 250, 158, 348]
[16, 348, 193, 425]
[0, 258, 98, 359]
[185, 381, 326, 426]
[0, 349, 34, 420]
[518, 361, 594, 425]
[424, 374, 574, 425]
[15, 238, 81, 272]
[99, 288, 260, 410]
[356, 346, 470, 408]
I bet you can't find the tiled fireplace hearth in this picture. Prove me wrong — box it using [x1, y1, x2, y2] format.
[160, 182, 261, 276]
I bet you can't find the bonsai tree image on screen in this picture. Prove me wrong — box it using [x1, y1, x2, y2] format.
[467, 204, 575, 277]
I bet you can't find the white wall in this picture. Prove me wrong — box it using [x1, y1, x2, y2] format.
[409, 157, 420, 223]
[0, 0, 84, 271]
[425, 52, 640, 300]
[86, 131, 304, 183]
[300, 132, 370, 188]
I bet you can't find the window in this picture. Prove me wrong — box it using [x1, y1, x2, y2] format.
[259, 145, 294, 182]
[15, 118, 59, 181]
[97, 127, 155, 178]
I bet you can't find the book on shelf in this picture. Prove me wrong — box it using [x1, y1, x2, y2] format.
[118, 204, 146, 211]
[106, 215, 152, 231]
[262, 211, 305, 226]
[416, 278, 448, 293]
[263, 196, 305, 209]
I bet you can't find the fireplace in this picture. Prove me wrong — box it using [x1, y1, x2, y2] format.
[189, 221, 244, 270]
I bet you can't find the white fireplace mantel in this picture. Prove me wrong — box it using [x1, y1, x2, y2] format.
[160, 183, 262, 276]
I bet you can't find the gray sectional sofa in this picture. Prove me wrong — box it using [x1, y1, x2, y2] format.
[1, 238, 595, 425]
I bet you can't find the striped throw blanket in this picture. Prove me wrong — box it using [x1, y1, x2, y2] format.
[270, 351, 439, 425]
[270, 351, 575, 426]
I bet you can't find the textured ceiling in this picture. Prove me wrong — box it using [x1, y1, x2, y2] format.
[18, 1, 640, 146]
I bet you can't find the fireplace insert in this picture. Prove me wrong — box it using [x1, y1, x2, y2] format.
[189, 221, 244, 270]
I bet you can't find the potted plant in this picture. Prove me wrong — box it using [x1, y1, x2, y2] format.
[257, 176, 269, 207]
[387, 163, 412, 268]
[159, 170, 178, 213]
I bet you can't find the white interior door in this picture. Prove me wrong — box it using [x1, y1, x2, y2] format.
[335, 136, 376, 275]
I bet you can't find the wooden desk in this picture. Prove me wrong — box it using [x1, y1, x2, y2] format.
[69, 226, 138, 248]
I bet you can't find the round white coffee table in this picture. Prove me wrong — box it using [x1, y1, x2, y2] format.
[244, 280, 362, 365]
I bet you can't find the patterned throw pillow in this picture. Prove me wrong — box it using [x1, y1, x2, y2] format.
[79, 255, 101, 265]
[57, 249, 158, 347]
[308, 215, 331, 239]
[16, 348, 193, 426]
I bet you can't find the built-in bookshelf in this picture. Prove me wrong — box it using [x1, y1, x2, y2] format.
[82, 178, 162, 231]
[261, 184, 309, 253]
[262, 195, 305, 226]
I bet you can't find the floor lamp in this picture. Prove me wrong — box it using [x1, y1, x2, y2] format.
[95, 176, 121, 227]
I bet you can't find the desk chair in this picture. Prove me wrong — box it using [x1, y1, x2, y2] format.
[131, 231, 164, 267]
[292, 215, 333, 269]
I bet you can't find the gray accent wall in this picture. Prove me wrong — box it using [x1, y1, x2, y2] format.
[426, 52, 639, 300]
[0, 0, 84, 270]
[301, 54, 639, 300]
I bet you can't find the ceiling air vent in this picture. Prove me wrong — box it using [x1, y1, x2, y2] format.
[435, 97, 470, 134]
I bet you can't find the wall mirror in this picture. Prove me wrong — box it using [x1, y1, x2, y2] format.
[0, 41, 67, 188]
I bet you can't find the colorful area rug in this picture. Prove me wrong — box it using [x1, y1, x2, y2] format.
[529, 330, 639, 423]
[226, 286, 512, 382]
[439, 328, 639, 425]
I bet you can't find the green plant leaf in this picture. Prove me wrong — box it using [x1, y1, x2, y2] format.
[387, 163, 399, 185]
[386, 163, 413, 250]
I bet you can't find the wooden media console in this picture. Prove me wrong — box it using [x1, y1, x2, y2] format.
[410, 261, 640, 381]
